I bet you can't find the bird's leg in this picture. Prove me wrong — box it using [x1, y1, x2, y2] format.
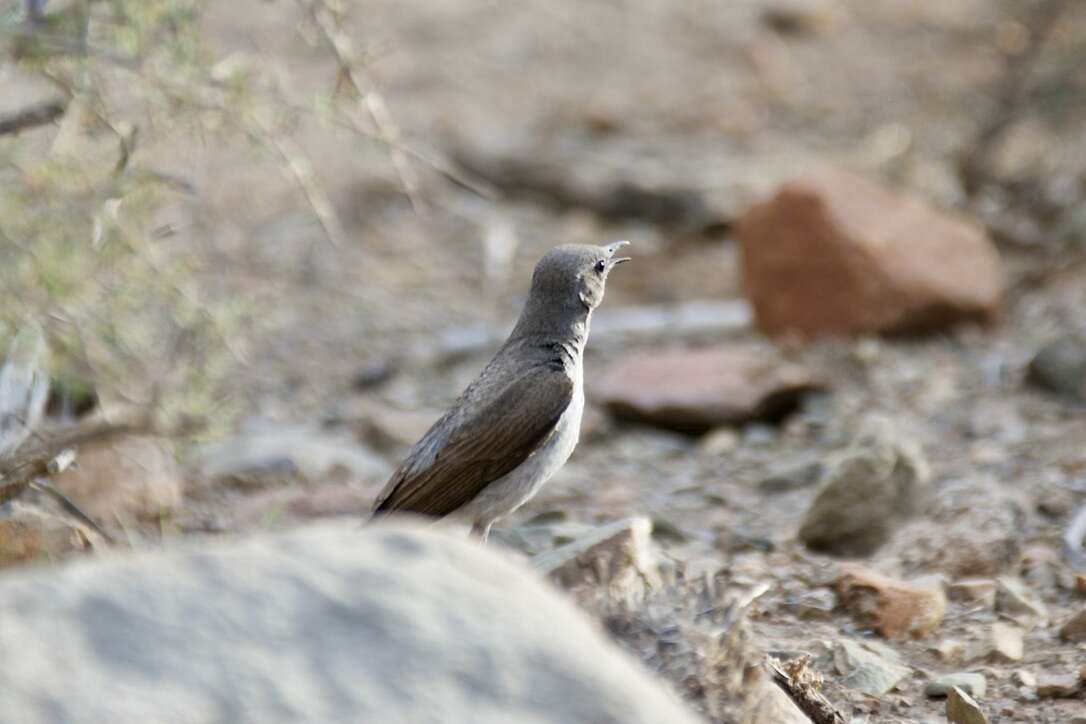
[470, 521, 493, 542]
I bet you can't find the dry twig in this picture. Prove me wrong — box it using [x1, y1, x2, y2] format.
[768, 656, 847, 724]
[297, 0, 425, 214]
[247, 112, 349, 248]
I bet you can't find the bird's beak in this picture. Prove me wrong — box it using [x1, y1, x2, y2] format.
[605, 240, 631, 267]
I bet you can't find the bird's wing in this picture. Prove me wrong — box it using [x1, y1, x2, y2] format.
[371, 362, 573, 517]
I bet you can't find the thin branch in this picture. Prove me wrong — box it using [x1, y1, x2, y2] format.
[29, 479, 115, 543]
[0, 445, 114, 543]
[298, 0, 426, 214]
[247, 112, 349, 248]
[0, 99, 67, 136]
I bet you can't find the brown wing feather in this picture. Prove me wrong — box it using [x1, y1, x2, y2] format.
[372, 362, 572, 517]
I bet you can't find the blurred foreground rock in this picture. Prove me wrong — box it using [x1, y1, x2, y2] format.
[738, 166, 1002, 338]
[596, 346, 820, 433]
[0, 522, 702, 724]
[798, 417, 929, 557]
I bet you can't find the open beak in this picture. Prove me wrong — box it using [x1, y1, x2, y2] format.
[604, 240, 631, 267]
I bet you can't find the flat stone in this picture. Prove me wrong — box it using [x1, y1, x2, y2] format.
[1035, 672, 1082, 699]
[925, 672, 987, 699]
[995, 576, 1048, 619]
[833, 638, 911, 696]
[595, 346, 820, 433]
[987, 622, 1025, 663]
[947, 686, 989, 724]
[835, 563, 945, 640]
[737, 166, 1002, 338]
[0, 522, 701, 724]
[1058, 608, 1086, 643]
[533, 517, 660, 597]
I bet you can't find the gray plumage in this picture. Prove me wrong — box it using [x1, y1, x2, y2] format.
[372, 241, 630, 540]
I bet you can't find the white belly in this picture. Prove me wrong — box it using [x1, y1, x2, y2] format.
[458, 378, 584, 528]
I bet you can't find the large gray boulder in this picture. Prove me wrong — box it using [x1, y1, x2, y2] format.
[0, 521, 702, 724]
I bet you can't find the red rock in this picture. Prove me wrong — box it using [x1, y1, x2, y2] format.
[0, 502, 98, 568]
[835, 562, 946, 640]
[594, 345, 820, 433]
[737, 166, 1002, 338]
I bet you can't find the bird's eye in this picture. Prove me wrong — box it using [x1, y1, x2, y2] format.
[594, 259, 606, 274]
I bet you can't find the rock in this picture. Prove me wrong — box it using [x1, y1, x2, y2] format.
[799, 417, 929, 557]
[995, 576, 1048, 619]
[595, 346, 820, 433]
[835, 563, 945, 640]
[1035, 672, 1082, 698]
[933, 639, 966, 663]
[0, 502, 97, 568]
[0, 522, 701, 724]
[737, 166, 1002, 338]
[925, 672, 987, 699]
[51, 434, 182, 522]
[833, 638, 911, 696]
[1014, 670, 1037, 688]
[744, 678, 813, 724]
[193, 421, 390, 488]
[947, 686, 989, 724]
[1027, 337, 1086, 402]
[947, 579, 996, 607]
[533, 517, 660, 598]
[1059, 608, 1086, 642]
[697, 427, 740, 456]
[987, 622, 1025, 662]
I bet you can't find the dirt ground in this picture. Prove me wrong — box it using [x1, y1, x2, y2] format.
[9, 0, 1086, 722]
[181, 2, 1086, 722]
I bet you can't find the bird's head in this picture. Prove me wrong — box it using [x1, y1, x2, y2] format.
[529, 241, 631, 312]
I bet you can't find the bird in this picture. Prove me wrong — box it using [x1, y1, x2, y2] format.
[371, 241, 631, 541]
